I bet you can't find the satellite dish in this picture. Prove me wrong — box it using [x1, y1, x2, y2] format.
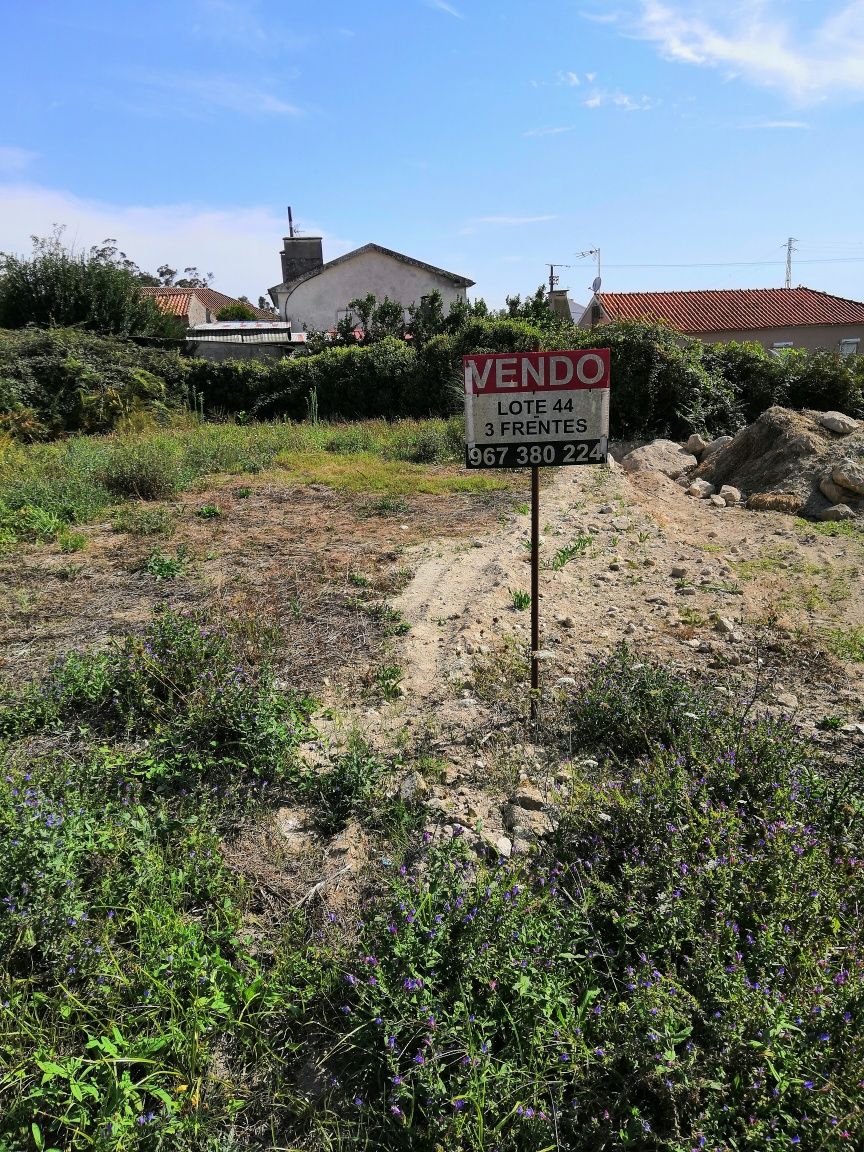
[592, 276, 602, 294]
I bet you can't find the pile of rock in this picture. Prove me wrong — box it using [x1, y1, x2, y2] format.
[685, 478, 742, 508]
[619, 407, 863, 522]
[817, 457, 864, 521]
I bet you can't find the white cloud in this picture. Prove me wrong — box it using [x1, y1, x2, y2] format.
[751, 119, 810, 129]
[583, 89, 657, 110]
[0, 146, 38, 173]
[425, 0, 464, 17]
[0, 183, 353, 300]
[561, 71, 581, 86]
[627, 1, 864, 101]
[190, 0, 309, 52]
[135, 72, 303, 117]
[523, 125, 576, 137]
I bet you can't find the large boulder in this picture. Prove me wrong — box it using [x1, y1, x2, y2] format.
[820, 411, 860, 435]
[818, 503, 856, 522]
[700, 435, 734, 462]
[621, 440, 697, 479]
[820, 475, 850, 504]
[833, 458, 864, 496]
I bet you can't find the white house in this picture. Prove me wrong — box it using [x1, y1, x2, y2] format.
[268, 236, 475, 332]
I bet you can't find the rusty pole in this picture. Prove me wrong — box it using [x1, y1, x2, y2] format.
[530, 464, 540, 724]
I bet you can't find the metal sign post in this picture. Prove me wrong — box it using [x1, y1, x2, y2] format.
[530, 464, 540, 721]
[463, 348, 611, 724]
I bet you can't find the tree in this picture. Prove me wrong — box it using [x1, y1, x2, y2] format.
[0, 228, 178, 337]
[154, 264, 213, 289]
[257, 295, 278, 316]
[215, 302, 258, 321]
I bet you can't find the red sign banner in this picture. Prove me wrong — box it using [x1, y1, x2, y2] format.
[463, 349, 610, 395]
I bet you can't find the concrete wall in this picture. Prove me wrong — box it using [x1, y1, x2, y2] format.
[276, 249, 468, 331]
[184, 296, 210, 327]
[186, 341, 295, 364]
[693, 324, 864, 355]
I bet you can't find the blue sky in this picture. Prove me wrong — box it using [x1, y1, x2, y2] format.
[1, 0, 863, 308]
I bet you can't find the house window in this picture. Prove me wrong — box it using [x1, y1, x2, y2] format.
[839, 338, 860, 357]
[772, 341, 793, 350]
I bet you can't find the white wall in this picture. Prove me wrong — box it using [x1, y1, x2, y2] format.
[276, 249, 467, 331]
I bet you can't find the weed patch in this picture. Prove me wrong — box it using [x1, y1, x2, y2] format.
[824, 625, 864, 662]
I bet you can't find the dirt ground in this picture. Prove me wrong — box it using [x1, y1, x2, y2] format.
[2, 455, 862, 906]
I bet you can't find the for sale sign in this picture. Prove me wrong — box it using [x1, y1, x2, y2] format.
[463, 349, 610, 468]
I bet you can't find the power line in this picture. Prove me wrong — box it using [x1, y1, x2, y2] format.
[600, 257, 864, 269]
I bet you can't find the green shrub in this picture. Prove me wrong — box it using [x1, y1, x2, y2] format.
[97, 435, 185, 499]
[1, 610, 313, 797]
[289, 653, 864, 1151]
[0, 327, 189, 438]
[214, 301, 258, 321]
[0, 231, 178, 337]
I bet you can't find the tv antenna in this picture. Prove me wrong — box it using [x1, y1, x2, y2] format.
[547, 263, 571, 295]
[287, 206, 302, 238]
[575, 247, 601, 284]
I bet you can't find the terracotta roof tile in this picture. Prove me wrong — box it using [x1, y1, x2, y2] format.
[140, 287, 273, 320]
[597, 287, 864, 333]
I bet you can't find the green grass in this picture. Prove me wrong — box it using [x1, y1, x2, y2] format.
[0, 416, 507, 551]
[2, 630, 863, 1149]
[796, 517, 864, 542]
[550, 533, 593, 570]
[825, 625, 864, 662]
[274, 449, 508, 496]
[142, 545, 188, 579]
[509, 587, 531, 611]
[111, 503, 177, 537]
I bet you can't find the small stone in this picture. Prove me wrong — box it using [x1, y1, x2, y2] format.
[679, 586, 697, 596]
[688, 479, 715, 498]
[773, 691, 799, 711]
[713, 616, 736, 634]
[670, 565, 689, 578]
[709, 495, 727, 508]
[624, 622, 637, 634]
[685, 433, 708, 456]
[818, 504, 856, 521]
[598, 503, 616, 514]
[832, 459, 864, 496]
[819, 411, 860, 435]
[557, 615, 575, 629]
[555, 676, 577, 689]
[718, 485, 742, 503]
[533, 649, 558, 662]
[399, 772, 429, 802]
[511, 783, 545, 812]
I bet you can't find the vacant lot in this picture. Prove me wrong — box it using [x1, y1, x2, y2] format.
[2, 418, 863, 1151]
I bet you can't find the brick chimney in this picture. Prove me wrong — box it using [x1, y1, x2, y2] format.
[280, 236, 324, 284]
